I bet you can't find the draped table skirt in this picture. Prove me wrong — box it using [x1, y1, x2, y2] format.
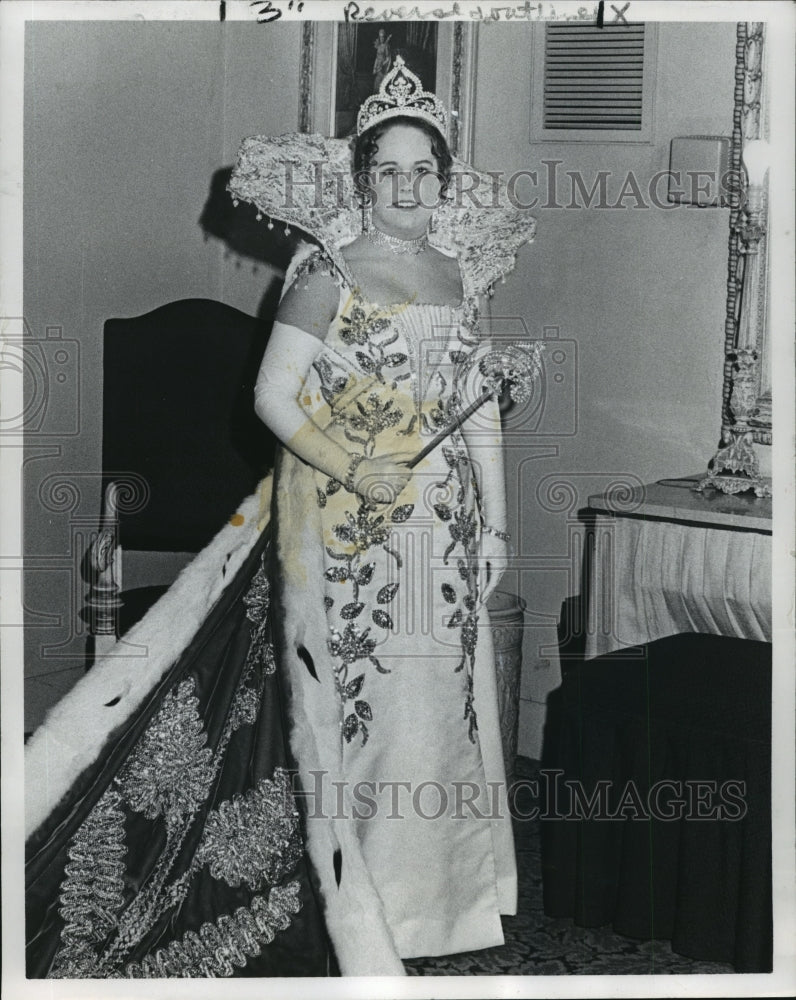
[541, 483, 773, 973]
[584, 514, 771, 660]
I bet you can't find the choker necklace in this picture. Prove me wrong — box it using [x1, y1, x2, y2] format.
[367, 225, 429, 256]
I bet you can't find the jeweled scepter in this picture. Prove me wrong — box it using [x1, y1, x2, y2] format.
[408, 342, 544, 468]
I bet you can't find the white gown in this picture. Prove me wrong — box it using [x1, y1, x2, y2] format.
[271, 248, 517, 960]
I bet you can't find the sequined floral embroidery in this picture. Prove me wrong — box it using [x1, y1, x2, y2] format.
[231, 553, 277, 728]
[123, 883, 302, 978]
[312, 281, 489, 747]
[339, 301, 391, 346]
[196, 769, 303, 890]
[338, 294, 413, 388]
[433, 445, 482, 742]
[48, 544, 304, 978]
[344, 393, 403, 456]
[325, 496, 413, 747]
[243, 552, 277, 677]
[309, 289, 421, 746]
[116, 679, 214, 826]
[49, 789, 127, 978]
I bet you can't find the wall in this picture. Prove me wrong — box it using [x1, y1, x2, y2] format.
[471, 21, 738, 755]
[23, 22, 300, 729]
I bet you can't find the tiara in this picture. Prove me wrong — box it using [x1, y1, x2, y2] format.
[357, 55, 448, 138]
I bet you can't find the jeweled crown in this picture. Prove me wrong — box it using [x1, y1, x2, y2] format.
[356, 55, 448, 138]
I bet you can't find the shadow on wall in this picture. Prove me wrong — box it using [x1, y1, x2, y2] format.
[199, 166, 307, 324]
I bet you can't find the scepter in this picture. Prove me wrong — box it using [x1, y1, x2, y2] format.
[407, 342, 544, 468]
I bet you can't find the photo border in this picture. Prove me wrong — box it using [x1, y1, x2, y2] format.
[1, 3, 793, 998]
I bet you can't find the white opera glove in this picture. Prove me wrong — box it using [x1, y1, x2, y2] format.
[461, 394, 508, 522]
[459, 391, 510, 605]
[254, 320, 353, 485]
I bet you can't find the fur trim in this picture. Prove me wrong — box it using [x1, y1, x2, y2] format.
[271, 456, 405, 974]
[24, 478, 272, 840]
[289, 700, 405, 976]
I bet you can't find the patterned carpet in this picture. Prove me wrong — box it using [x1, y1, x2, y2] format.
[404, 758, 734, 977]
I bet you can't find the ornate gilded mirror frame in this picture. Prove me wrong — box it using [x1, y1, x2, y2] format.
[699, 22, 771, 496]
[727, 22, 771, 445]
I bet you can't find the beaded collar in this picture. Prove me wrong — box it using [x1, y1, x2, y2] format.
[228, 133, 536, 299]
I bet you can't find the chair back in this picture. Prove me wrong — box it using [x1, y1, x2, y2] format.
[102, 298, 273, 553]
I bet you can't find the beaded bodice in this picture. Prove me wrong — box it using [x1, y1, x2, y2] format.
[293, 250, 481, 452]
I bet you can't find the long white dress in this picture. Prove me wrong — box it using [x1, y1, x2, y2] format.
[271, 247, 517, 960]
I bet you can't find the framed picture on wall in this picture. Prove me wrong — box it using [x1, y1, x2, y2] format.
[331, 22, 439, 138]
[299, 21, 478, 161]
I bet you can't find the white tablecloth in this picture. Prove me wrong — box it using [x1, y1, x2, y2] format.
[585, 515, 772, 660]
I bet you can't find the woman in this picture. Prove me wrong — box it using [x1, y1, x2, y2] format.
[372, 28, 392, 91]
[247, 56, 537, 968]
[24, 57, 536, 977]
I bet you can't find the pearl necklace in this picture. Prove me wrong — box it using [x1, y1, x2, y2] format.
[366, 225, 428, 256]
